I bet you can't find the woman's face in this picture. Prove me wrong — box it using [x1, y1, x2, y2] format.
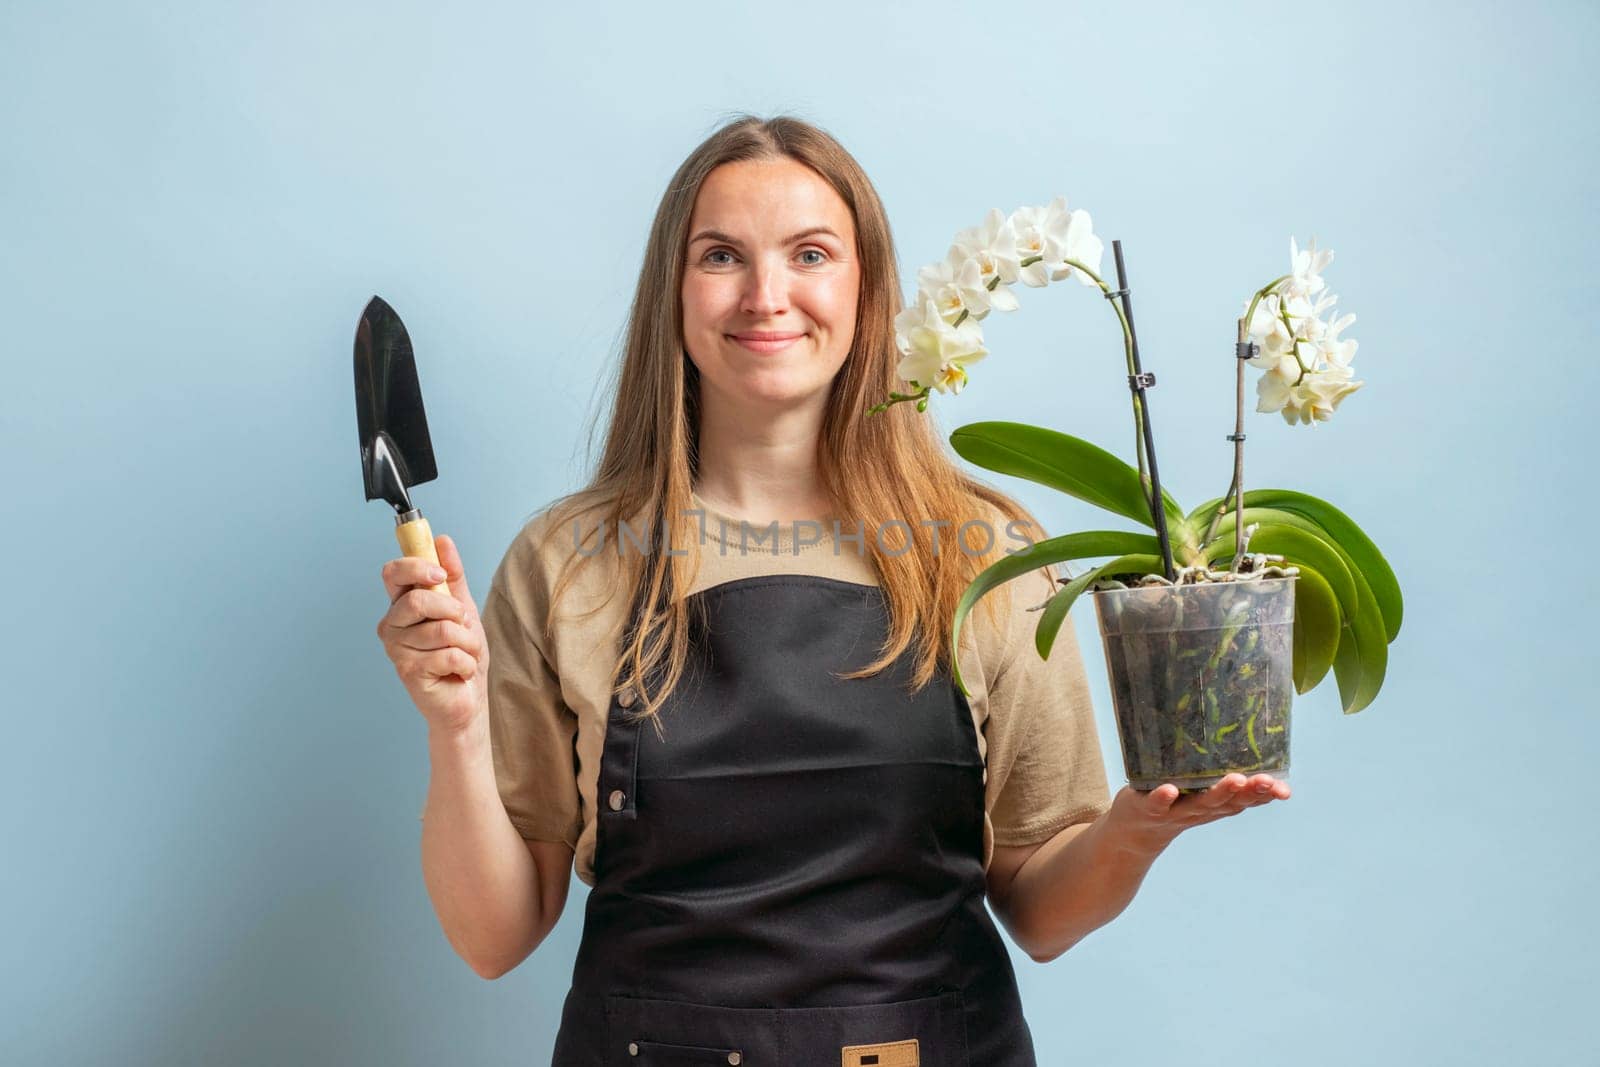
[681, 157, 860, 413]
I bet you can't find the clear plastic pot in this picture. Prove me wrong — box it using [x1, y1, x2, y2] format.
[1092, 576, 1296, 792]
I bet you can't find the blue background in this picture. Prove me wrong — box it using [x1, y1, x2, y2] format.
[5, 1, 1594, 1062]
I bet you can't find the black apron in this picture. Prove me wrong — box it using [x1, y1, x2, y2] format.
[550, 574, 1039, 1065]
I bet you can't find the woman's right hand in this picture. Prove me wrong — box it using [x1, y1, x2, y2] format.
[376, 533, 490, 735]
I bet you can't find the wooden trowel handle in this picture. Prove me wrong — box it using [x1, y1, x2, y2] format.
[395, 513, 452, 596]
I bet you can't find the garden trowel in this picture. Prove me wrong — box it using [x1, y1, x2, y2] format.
[353, 295, 449, 596]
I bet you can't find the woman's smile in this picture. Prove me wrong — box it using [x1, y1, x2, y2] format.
[728, 330, 806, 353]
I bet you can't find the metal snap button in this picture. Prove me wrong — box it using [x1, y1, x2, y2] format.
[727, 1054, 741, 1065]
[608, 789, 626, 811]
[617, 687, 637, 708]
[628, 1041, 638, 1056]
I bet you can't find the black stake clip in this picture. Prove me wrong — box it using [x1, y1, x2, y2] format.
[1127, 371, 1156, 391]
[1226, 433, 1247, 442]
[1236, 341, 1260, 360]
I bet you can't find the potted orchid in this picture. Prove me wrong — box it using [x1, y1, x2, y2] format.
[872, 200, 1403, 791]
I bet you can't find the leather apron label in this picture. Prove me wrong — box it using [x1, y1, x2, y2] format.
[841, 1037, 919, 1066]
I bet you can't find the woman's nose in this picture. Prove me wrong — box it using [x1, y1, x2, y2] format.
[740, 257, 790, 317]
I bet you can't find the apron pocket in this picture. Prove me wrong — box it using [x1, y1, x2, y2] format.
[604, 991, 966, 1067]
[605, 995, 776, 1064]
[624, 1039, 744, 1064]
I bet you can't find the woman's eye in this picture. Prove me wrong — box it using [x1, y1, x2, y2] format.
[701, 247, 828, 266]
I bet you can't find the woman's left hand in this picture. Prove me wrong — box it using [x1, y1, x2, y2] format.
[1103, 773, 1291, 859]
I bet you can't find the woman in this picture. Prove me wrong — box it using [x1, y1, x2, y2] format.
[377, 114, 1290, 1065]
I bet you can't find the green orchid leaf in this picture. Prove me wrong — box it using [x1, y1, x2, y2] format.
[950, 421, 1186, 532]
[1203, 505, 1336, 549]
[1190, 489, 1402, 643]
[1203, 515, 1359, 625]
[1283, 565, 1340, 693]
[1329, 561, 1389, 713]
[950, 531, 1163, 696]
[1035, 554, 1166, 661]
[1332, 621, 1363, 712]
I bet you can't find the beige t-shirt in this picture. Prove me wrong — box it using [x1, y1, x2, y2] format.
[457, 492, 1112, 888]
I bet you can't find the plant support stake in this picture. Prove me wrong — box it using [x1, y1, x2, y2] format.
[1110, 240, 1176, 581]
[1231, 321, 1255, 568]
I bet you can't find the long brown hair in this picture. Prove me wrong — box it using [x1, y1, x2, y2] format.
[538, 113, 1049, 721]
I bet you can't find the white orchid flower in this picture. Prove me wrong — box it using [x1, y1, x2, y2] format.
[1256, 366, 1315, 422]
[951, 209, 1022, 311]
[957, 255, 1018, 316]
[1296, 365, 1364, 425]
[914, 259, 962, 323]
[894, 293, 989, 394]
[1246, 287, 1340, 368]
[1007, 200, 1073, 287]
[1049, 207, 1105, 287]
[1283, 236, 1333, 300]
[1296, 291, 1340, 339]
[917, 250, 998, 324]
[1256, 363, 1362, 425]
[1314, 310, 1359, 369]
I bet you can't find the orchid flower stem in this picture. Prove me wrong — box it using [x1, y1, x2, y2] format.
[1061, 247, 1175, 580]
[1202, 276, 1292, 549]
[1060, 256, 1153, 512]
[1204, 469, 1238, 549]
[986, 256, 1151, 490]
[1232, 317, 1247, 568]
[1278, 308, 1311, 384]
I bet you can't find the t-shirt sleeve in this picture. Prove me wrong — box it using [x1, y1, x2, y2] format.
[477, 552, 584, 849]
[984, 564, 1114, 847]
